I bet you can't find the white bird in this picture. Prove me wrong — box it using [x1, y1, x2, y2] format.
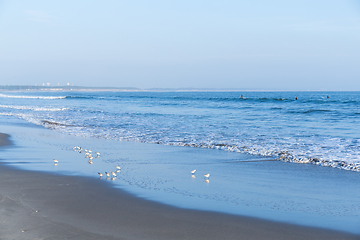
[115, 165, 121, 170]
[95, 152, 100, 156]
[98, 172, 103, 177]
[53, 159, 58, 163]
[110, 171, 117, 177]
[204, 173, 210, 178]
[105, 172, 110, 177]
[191, 169, 196, 174]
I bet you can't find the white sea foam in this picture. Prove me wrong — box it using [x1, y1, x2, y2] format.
[0, 105, 67, 111]
[0, 93, 66, 99]
[0, 112, 15, 116]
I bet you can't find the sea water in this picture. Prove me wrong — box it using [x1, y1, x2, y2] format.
[0, 91, 359, 233]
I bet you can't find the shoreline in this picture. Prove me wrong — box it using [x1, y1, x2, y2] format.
[1, 133, 359, 239]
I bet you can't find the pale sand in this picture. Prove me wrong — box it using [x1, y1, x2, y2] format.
[0, 133, 359, 240]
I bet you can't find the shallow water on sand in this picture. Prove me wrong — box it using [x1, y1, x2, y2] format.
[0, 120, 360, 234]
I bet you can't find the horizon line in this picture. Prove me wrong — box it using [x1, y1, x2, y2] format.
[0, 85, 357, 92]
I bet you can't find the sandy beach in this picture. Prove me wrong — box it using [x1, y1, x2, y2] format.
[0, 132, 359, 240]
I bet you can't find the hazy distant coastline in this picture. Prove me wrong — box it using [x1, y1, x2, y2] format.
[0, 85, 140, 92]
[0, 85, 266, 92]
[0, 85, 351, 92]
[0, 85, 264, 92]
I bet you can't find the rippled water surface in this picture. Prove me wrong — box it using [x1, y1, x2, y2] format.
[1, 91, 359, 171]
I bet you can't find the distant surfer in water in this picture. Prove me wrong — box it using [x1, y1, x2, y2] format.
[295, 97, 298, 100]
[240, 95, 244, 99]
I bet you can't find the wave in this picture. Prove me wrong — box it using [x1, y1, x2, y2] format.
[0, 93, 95, 100]
[0, 112, 15, 116]
[34, 119, 360, 173]
[288, 109, 333, 114]
[110, 94, 356, 104]
[3, 110, 359, 173]
[20, 92, 353, 107]
[42, 120, 77, 127]
[2, 91, 356, 106]
[0, 105, 67, 111]
[172, 96, 290, 102]
[146, 141, 360, 172]
[64, 96, 94, 100]
[0, 94, 66, 100]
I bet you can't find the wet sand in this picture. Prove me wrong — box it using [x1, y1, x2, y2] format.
[0, 133, 359, 240]
[0, 133, 11, 147]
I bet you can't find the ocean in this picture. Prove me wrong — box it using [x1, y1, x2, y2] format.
[0, 90, 359, 233]
[1, 91, 360, 170]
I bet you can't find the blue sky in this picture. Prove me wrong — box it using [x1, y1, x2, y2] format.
[0, 0, 359, 90]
